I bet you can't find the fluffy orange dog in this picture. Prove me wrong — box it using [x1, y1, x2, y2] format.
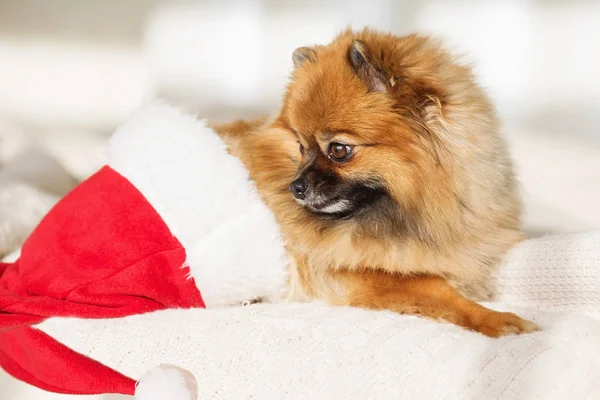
[213, 28, 539, 337]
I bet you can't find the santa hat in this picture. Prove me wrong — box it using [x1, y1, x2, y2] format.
[0, 102, 288, 398]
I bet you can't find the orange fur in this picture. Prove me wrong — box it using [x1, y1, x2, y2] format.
[213, 28, 538, 337]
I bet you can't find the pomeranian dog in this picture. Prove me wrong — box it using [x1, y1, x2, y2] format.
[213, 28, 539, 337]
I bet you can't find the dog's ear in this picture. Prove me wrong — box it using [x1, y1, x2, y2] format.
[348, 40, 389, 93]
[292, 46, 317, 68]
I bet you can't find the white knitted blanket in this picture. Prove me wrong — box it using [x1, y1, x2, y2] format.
[36, 232, 600, 400]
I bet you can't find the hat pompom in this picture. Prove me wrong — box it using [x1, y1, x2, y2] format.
[135, 365, 197, 400]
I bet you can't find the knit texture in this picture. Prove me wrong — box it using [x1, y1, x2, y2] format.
[497, 231, 600, 319]
[37, 231, 600, 400]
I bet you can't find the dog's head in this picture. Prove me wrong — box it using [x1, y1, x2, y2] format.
[277, 30, 454, 230]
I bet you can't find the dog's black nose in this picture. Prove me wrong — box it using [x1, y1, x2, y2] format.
[290, 178, 308, 199]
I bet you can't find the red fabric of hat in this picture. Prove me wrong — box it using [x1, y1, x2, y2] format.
[0, 165, 205, 395]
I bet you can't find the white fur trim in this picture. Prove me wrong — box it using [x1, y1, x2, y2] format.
[135, 365, 197, 400]
[107, 102, 288, 306]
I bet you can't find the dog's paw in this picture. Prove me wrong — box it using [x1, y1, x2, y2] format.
[475, 311, 540, 338]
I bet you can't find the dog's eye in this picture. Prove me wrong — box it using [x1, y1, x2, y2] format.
[328, 143, 353, 161]
[299, 142, 305, 155]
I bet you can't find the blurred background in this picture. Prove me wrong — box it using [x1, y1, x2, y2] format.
[1, 0, 599, 234]
[0, 1, 599, 399]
